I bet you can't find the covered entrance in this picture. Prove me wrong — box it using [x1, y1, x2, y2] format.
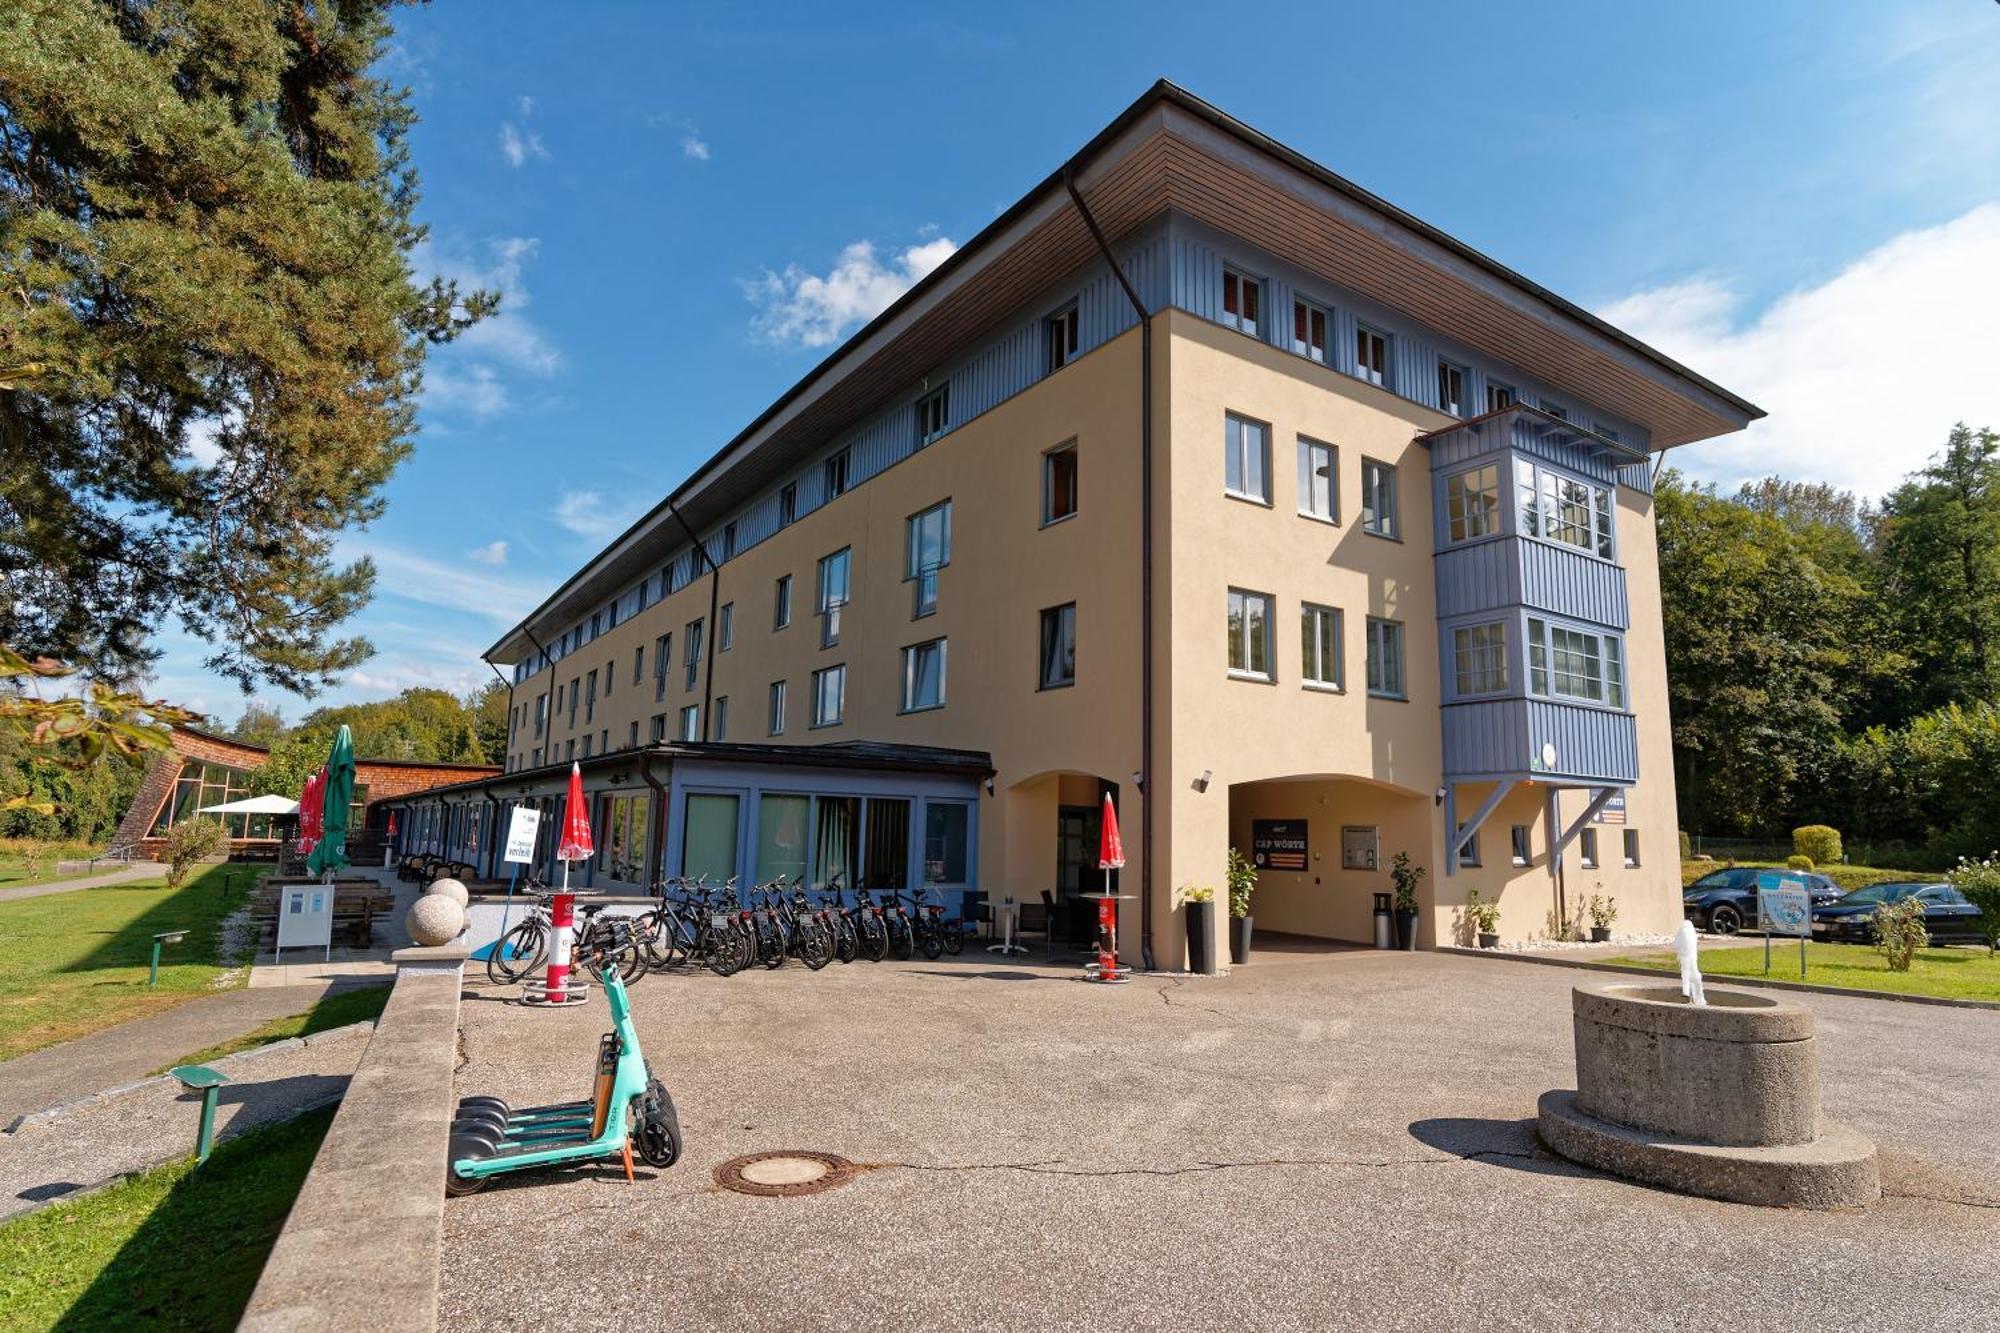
[1226, 774, 1430, 945]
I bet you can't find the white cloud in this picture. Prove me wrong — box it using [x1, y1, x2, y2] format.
[498, 96, 549, 168]
[552, 489, 640, 540]
[343, 540, 545, 627]
[745, 235, 959, 348]
[468, 540, 510, 566]
[343, 659, 491, 699]
[1598, 203, 2000, 499]
[422, 363, 509, 419]
[413, 235, 560, 419]
[681, 131, 711, 162]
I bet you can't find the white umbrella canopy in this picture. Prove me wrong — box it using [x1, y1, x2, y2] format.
[197, 794, 300, 816]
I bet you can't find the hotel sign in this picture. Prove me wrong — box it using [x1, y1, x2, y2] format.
[1593, 792, 1627, 825]
[1250, 820, 1308, 872]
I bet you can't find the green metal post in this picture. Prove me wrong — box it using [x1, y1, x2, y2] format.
[149, 938, 163, 988]
[195, 1085, 220, 1162]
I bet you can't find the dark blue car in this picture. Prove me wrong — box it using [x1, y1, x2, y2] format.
[1810, 882, 1989, 945]
[1682, 867, 1841, 935]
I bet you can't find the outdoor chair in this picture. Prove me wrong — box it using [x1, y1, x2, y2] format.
[960, 890, 987, 940]
[1015, 896, 1051, 955]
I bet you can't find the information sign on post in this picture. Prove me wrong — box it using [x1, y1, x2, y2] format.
[275, 885, 333, 964]
[502, 806, 542, 865]
[1756, 871, 1812, 978]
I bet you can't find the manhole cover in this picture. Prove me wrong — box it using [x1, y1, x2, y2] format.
[713, 1150, 857, 1197]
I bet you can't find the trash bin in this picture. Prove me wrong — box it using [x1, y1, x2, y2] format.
[1372, 892, 1393, 950]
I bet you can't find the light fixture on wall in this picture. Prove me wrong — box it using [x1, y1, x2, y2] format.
[1435, 786, 1447, 807]
[1130, 770, 1144, 792]
[985, 776, 995, 797]
[1192, 769, 1212, 793]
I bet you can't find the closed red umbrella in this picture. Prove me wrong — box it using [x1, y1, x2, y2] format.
[297, 771, 321, 856]
[1097, 792, 1124, 871]
[556, 763, 593, 869]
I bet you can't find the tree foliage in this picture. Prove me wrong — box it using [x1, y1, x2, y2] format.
[246, 684, 502, 798]
[0, 0, 493, 694]
[1875, 425, 2000, 715]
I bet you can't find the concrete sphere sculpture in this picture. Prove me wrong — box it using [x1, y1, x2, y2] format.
[426, 877, 469, 907]
[406, 893, 466, 947]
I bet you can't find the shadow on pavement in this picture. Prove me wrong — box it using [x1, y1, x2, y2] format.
[1406, 1116, 1584, 1179]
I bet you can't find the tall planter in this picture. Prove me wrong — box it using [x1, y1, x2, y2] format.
[1187, 901, 1216, 974]
[1394, 909, 1419, 951]
[1230, 914, 1253, 965]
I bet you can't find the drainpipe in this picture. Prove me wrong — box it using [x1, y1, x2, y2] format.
[640, 754, 669, 887]
[1064, 166, 1156, 972]
[667, 501, 721, 742]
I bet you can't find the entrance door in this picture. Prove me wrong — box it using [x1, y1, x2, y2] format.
[1056, 803, 1117, 944]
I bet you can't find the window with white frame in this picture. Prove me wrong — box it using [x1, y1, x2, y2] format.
[678, 704, 699, 741]
[1039, 603, 1076, 689]
[1452, 620, 1509, 697]
[779, 482, 797, 527]
[1579, 827, 1598, 868]
[683, 618, 703, 690]
[767, 680, 787, 735]
[1355, 325, 1390, 388]
[1297, 437, 1337, 522]
[1486, 382, 1516, 413]
[1222, 268, 1261, 336]
[1516, 459, 1614, 558]
[901, 638, 947, 712]
[1360, 457, 1398, 538]
[824, 449, 850, 499]
[1623, 828, 1640, 867]
[1043, 441, 1078, 524]
[1301, 603, 1342, 689]
[1292, 299, 1328, 363]
[721, 521, 737, 561]
[1366, 617, 1405, 697]
[653, 633, 671, 701]
[812, 664, 845, 727]
[1511, 824, 1532, 866]
[1526, 617, 1625, 707]
[1446, 464, 1502, 543]
[1227, 588, 1274, 680]
[818, 548, 850, 648]
[1224, 413, 1270, 503]
[714, 695, 728, 742]
[719, 602, 734, 651]
[649, 713, 666, 743]
[774, 574, 792, 630]
[1437, 360, 1467, 416]
[1460, 829, 1481, 867]
[915, 384, 950, 447]
[906, 500, 951, 618]
[633, 645, 644, 686]
[1046, 303, 1079, 373]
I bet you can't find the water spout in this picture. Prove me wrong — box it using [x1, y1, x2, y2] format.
[1672, 920, 1707, 1006]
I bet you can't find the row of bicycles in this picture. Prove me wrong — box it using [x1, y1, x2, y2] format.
[484, 874, 969, 986]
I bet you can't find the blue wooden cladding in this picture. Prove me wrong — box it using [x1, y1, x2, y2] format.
[1442, 698, 1639, 785]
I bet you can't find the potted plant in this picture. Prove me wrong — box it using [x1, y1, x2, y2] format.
[1465, 888, 1501, 949]
[1389, 852, 1425, 951]
[1182, 885, 1216, 974]
[1588, 891, 1616, 943]
[1226, 848, 1258, 964]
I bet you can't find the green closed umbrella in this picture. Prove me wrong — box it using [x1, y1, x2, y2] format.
[305, 725, 355, 878]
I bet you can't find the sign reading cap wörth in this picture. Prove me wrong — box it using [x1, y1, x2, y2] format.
[1251, 820, 1309, 871]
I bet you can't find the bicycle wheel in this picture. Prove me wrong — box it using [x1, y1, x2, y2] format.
[917, 920, 944, 960]
[833, 914, 858, 964]
[708, 923, 753, 976]
[857, 914, 889, 962]
[758, 919, 786, 969]
[941, 920, 964, 956]
[889, 917, 914, 961]
[798, 919, 834, 971]
[485, 920, 545, 985]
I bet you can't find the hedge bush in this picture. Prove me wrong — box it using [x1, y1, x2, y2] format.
[1678, 830, 1692, 861]
[1792, 825, 1843, 866]
[1786, 854, 1814, 871]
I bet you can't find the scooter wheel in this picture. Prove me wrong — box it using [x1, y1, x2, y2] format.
[453, 1107, 509, 1134]
[446, 1131, 496, 1196]
[635, 1107, 682, 1169]
[456, 1095, 510, 1117]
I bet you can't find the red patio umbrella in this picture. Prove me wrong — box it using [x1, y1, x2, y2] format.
[1097, 792, 1124, 873]
[555, 763, 593, 889]
[297, 770, 321, 856]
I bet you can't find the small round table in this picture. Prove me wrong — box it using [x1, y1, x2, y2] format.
[1079, 893, 1134, 983]
[986, 897, 1027, 956]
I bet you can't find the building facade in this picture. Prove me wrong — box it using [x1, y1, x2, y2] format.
[427, 84, 1756, 962]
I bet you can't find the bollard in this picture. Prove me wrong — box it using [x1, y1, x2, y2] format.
[169, 1065, 230, 1163]
[149, 929, 188, 988]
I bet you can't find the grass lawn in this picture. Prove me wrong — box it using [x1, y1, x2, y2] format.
[0, 840, 105, 889]
[0, 1106, 331, 1332]
[156, 982, 390, 1073]
[1607, 941, 2000, 1002]
[0, 864, 263, 1063]
[1680, 859, 1935, 893]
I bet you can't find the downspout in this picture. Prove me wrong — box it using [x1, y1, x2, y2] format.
[1064, 167, 1156, 972]
[667, 501, 722, 742]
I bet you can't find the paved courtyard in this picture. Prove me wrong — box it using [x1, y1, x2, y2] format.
[440, 949, 1997, 1331]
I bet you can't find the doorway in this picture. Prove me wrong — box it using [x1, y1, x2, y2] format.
[1055, 801, 1118, 944]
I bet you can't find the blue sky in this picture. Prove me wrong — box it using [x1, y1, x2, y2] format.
[153, 0, 2000, 723]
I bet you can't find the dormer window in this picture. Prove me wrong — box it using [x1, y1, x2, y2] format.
[1437, 360, 1467, 417]
[1355, 325, 1390, 388]
[916, 384, 950, 447]
[1292, 300, 1327, 363]
[1222, 268, 1261, 337]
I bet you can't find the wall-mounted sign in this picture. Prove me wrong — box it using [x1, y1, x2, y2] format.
[1594, 792, 1628, 825]
[1250, 820, 1308, 872]
[1341, 825, 1379, 871]
[502, 806, 542, 865]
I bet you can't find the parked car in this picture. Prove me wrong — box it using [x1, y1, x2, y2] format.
[1682, 867, 1841, 935]
[1810, 881, 1989, 945]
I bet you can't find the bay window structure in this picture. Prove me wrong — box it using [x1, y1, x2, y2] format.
[1227, 588, 1274, 681]
[1039, 603, 1076, 689]
[907, 500, 951, 618]
[1221, 267, 1261, 336]
[1527, 618, 1625, 708]
[1297, 437, 1336, 522]
[1452, 621, 1509, 697]
[1301, 604, 1342, 690]
[1224, 413, 1270, 503]
[1360, 458, 1398, 538]
[817, 548, 850, 648]
[1516, 459, 1614, 558]
[1365, 617, 1404, 698]
[1445, 464, 1501, 543]
[812, 664, 846, 727]
[901, 638, 947, 713]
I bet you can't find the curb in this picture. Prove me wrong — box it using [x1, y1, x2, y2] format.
[1437, 947, 2000, 1011]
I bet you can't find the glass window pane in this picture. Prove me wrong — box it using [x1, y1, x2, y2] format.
[924, 802, 969, 885]
[814, 796, 861, 889]
[756, 794, 810, 883]
[682, 793, 740, 880]
[863, 798, 910, 892]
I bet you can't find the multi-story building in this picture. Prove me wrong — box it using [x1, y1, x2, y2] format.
[390, 83, 1759, 962]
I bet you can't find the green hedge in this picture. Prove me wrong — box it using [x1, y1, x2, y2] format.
[1793, 825, 1843, 866]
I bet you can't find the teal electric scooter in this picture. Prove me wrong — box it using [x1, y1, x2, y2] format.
[446, 934, 681, 1195]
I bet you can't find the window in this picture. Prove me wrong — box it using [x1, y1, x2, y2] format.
[1355, 325, 1390, 388]
[1297, 437, 1337, 522]
[721, 521, 737, 562]
[1437, 360, 1467, 416]
[604, 658, 613, 697]
[650, 713, 667, 743]
[714, 695, 728, 742]
[653, 633, 671, 702]
[567, 676, 580, 726]
[533, 692, 546, 738]
[684, 618, 703, 690]
[817, 548, 850, 647]
[923, 802, 970, 885]
[1360, 458, 1399, 538]
[633, 645, 644, 686]
[1624, 829, 1640, 868]
[532, 746, 543, 766]
[1511, 824, 1532, 866]
[812, 664, 846, 727]
[628, 721, 638, 749]
[1541, 399, 1570, 422]
[581, 734, 593, 758]
[824, 449, 849, 499]
[915, 384, 950, 447]
[1301, 603, 1342, 689]
[1224, 413, 1271, 503]
[756, 794, 811, 883]
[1039, 603, 1076, 689]
[1519, 461, 1614, 558]
[1221, 267, 1261, 336]
[585, 670, 597, 722]
[1579, 828, 1599, 869]
[719, 603, 734, 651]
[1453, 621, 1509, 697]
[774, 574, 792, 630]
[1046, 303, 1079, 373]
[767, 680, 787, 735]
[779, 482, 797, 528]
[1227, 588, 1275, 680]
[566, 738, 575, 761]
[1043, 442, 1078, 524]
[1459, 830, 1481, 867]
[1526, 618, 1626, 707]
[1486, 382, 1517, 413]
[907, 500, 951, 618]
[1366, 617, 1405, 698]
[1292, 299, 1328, 363]
[1446, 464, 1501, 543]
[679, 705, 700, 742]
[901, 638, 947, 712]
[681, 793, 739, 880]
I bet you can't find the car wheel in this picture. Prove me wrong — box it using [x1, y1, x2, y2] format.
[1708, 904, 1742, 936]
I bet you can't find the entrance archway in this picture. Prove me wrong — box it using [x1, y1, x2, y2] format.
[1227, 774, 1429, 944]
